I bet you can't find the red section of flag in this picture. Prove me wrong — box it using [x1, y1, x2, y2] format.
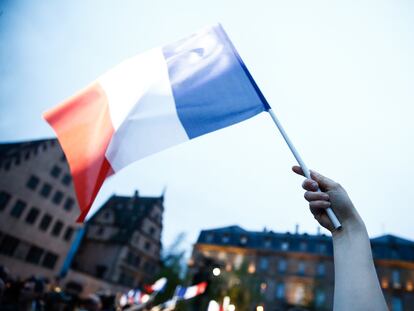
[43, 83, 114, 222]
[197, 282, 208, 295]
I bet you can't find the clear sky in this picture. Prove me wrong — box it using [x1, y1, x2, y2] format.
[1, 0, 413, 249]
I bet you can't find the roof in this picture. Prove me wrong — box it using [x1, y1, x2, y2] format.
[371, 234, 414, 261]
[197, 225, 333, 256]
[0, 138, 58, 167]
[197, 226, 414, 261]
[89, 192, 163, 243]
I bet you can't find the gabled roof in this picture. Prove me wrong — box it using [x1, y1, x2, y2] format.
[89, 193, 163, 243]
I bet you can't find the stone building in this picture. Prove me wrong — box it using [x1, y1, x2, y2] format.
[67, 191, 164, 294]
[189, 225, 414, 311]
[0, 139, 81, 280]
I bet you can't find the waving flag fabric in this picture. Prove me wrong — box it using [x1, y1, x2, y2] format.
[44, 24, 270, 221]
[175, 282, 208, 300]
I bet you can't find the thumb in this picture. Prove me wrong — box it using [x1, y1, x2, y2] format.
[310, 170, 338, 191]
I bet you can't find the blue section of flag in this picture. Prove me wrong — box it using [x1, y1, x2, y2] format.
[176, 286, 186, 299]
[162, 24, 269, 139]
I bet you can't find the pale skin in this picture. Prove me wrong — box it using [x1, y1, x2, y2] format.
[292, 166, 388, 311]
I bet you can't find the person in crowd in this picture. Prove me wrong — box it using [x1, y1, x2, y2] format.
[292, 166, 388, 311]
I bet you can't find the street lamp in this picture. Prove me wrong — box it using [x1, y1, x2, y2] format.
[213, 267, 221, 276]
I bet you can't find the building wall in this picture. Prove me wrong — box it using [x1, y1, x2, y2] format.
[0, 139, 82, 279]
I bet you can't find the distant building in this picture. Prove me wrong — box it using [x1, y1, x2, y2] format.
[189, 225, 414, 311]
[0, 139, 81, 279]
[67, 191, 164, 294]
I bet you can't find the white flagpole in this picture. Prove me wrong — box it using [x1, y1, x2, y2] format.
[268, 108, 342, 230]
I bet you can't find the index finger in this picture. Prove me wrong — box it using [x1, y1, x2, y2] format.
[292, 165, 305, 177]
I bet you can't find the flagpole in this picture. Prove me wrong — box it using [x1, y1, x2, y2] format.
[267, 108, 342, 230]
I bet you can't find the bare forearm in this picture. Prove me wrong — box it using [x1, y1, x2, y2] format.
[332, 219, 388, 311]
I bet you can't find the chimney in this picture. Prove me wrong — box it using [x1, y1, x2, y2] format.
[295, 224, 299, 234]
[134, 190, 139, 198]
[317, 226, 321, 235]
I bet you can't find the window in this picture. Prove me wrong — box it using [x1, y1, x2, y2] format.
[222, 234, 230, 243]
[264, 238, 272, 248]
[61, 174, 72, 186]
[50, 165, 62, 178]
[42, 252, 58, 269]
[205, 233, 214, 243]
[259, 257, 269, 270]
[315, 290, 326, 306]
[39, 214, 52, 231]
[0, 235, 20, 256]
[298, 261, 306, 275]
[391, 296, 403, 311]
[276, 283, 285, 299]
[0, 191, 11, 211]
[10, 200, 27, 218]
[97, 226, 104, 235]
[63, 227, 74, 241]
[40, 183, 52, 198]
[149, 226, 156, 235]
[144, 241, 151, 251]
[64, 198, 74, 211]
[240, 236, 248, 245]
[52, 191, 64, 205]
[278, 259, 287, 273]
[299, 242, 307, 251]
[281, 242, 289, 251]
[26, 175, 40, 190]
[317, 263, 325, 276]
[25, 207, 40, 224]
[392, 270, 401, 288]
[25, 246, 44, 264]
[318, 243, 327, 253]
[52, 221, 64, 236]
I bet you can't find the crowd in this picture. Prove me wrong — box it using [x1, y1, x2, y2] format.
[0, 266, 115, 311]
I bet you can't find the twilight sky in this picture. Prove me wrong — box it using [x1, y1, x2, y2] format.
[1, 0, 413, 249]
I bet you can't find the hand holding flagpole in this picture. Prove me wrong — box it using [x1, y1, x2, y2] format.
[267, 108, 342, 230]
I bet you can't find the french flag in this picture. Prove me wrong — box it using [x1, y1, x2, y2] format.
[43, 24, 270, 221]
[175, 282, 208, 300]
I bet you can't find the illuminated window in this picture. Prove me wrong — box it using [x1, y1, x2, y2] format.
[240, 236, 248, 245]
[248, 263, 256, 274]
[392, 270, 401, 288]
[278, 259, 287, 273]
[264, 238, 272, 248]
[281, 242, 289, 251]
[407, 281, 413, 291]
[276, 282, 285, 299]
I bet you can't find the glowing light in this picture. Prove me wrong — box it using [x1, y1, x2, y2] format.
[141, 294, 150, 303]
[228, 305, 236, 311]
[381, 278, 389, 289]
[213, 267, 221, 276]
[407, 281, 413, 291]
[256, 306, 264, 311]
[248, 263, 256, 274]
[54, 287, 61, 293]
[119, 295, 127, 307]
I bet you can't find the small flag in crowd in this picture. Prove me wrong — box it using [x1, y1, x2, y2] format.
[43, 24, 270, 222]
[175, 282, 208, 300]
[146, 277, 167, 293]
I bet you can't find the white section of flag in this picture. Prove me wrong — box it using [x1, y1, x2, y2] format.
[100, 48, 189, 172]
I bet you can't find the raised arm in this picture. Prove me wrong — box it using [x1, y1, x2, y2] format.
[292, 166, 388, 311]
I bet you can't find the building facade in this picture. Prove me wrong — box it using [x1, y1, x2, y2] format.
[189, 226, 414, 311]
[68, 191, 164, 294]
[0, 139, 82, 279]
